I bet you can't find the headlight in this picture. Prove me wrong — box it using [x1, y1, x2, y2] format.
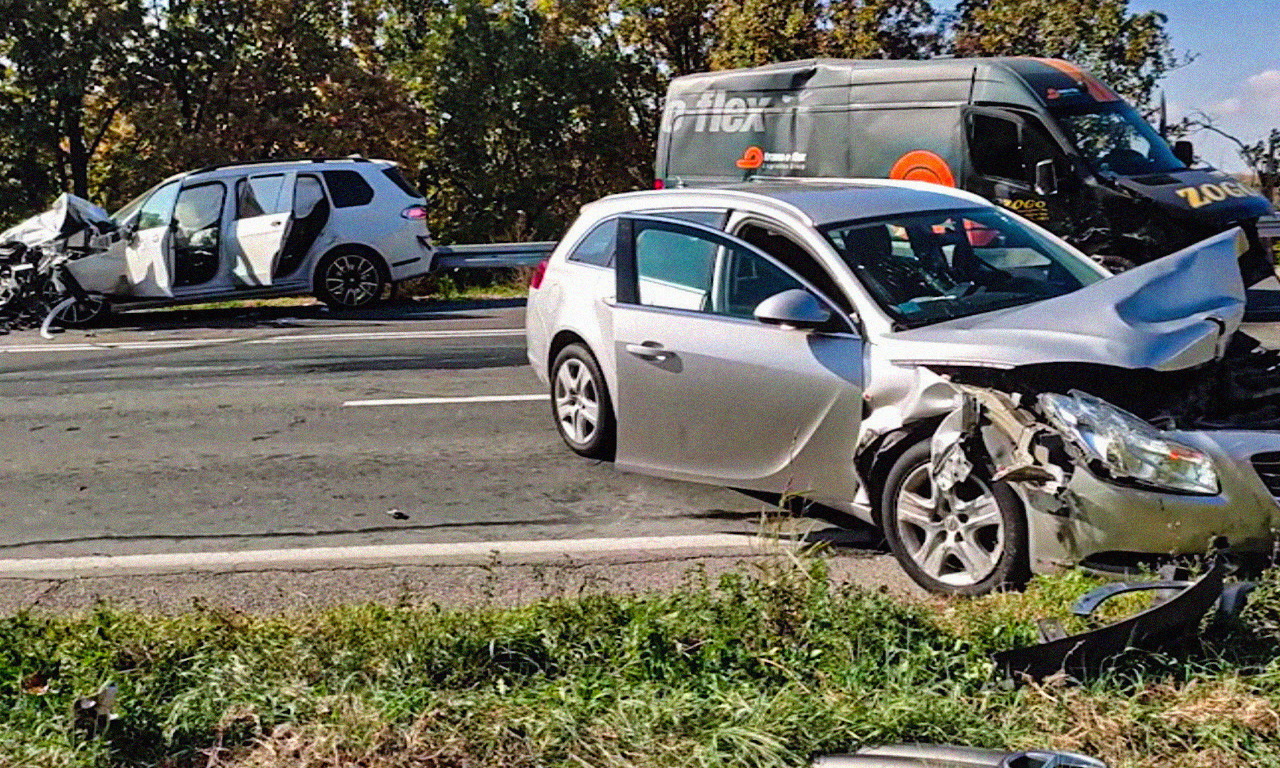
[1038, 391, 1219, 495]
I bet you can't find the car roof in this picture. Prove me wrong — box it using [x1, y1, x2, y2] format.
[177, 158, 396, 182]
[596, 179, 990, 227]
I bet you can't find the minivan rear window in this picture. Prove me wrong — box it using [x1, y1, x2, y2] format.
[321, 170, 376, 208]
[381, 167, 423, 198]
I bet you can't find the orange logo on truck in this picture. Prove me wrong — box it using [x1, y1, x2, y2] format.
[736, 146, 764, 169]
[889, 150, 956, 188]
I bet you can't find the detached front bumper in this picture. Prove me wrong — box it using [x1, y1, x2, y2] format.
[1028, 429, 1280, 571]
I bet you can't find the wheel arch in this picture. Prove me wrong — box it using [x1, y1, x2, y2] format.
[857, 416, 944, 528]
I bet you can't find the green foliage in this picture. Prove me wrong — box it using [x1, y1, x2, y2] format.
[1, 562, 1279, 767]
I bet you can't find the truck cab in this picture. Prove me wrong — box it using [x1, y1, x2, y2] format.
[657, 58, 1273, 276]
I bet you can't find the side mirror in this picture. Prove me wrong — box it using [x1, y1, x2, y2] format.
[754, 289, 831, 330]
[1033, 159, 1058, 196]
[1173, 140, 1195, 166]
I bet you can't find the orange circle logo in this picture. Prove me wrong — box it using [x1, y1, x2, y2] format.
[736, 146, 764, 170]
[889, 150, 956, 187]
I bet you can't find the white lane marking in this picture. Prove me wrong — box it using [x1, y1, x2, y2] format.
[0, 534, 782, 577]
[246, 329, 525, 344]
[0, 339, 234, 353]
[343, 393, 548, 407]
[0, 328, 525, 354]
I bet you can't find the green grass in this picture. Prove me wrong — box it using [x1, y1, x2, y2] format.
[2, 560, 1278, 767]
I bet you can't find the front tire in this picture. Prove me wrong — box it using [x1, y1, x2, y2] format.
[881, 441, 1029, 596]
[54, 294, 110, 328]
[551, 343, 615, 460]
[315, 249, 387, 310]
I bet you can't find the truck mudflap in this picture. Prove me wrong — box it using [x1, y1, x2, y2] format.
[992, 558, 1253, 684]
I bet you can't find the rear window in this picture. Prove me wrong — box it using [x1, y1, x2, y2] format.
[381, 167, 422, 198]
[321, 170, 375, 208]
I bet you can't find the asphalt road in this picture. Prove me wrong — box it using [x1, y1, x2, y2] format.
[0, 298, 908, 611]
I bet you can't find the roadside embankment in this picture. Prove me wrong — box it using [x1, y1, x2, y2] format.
[2, 557, 1278, 768]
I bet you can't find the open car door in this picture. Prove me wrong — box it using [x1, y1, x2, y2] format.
[231, 172, 295, 287]
[124, 180, 180, 297]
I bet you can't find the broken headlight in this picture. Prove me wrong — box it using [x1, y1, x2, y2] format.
[1038, 391, 1219, 495]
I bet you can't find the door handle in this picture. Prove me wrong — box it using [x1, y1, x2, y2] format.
[625, 343, 670, 361]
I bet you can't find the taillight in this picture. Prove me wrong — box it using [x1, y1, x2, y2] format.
[529, 259, 549, 289]
[401, 205, 428, 220]
[654, 179, 665, 189]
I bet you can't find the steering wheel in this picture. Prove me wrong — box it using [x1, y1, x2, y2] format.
[1100, 147, 1150, 174]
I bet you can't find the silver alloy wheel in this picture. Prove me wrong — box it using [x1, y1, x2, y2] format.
[324, 253, 381, 307]
[554, 357, 600, 446]
[895, 464, 1004, 587]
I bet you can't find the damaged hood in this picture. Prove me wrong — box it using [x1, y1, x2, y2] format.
[0, 193, 114, 249]
[885, 228, 1247, 372]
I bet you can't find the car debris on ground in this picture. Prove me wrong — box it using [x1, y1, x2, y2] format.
[814, 744, 1107, 768]
[993, 557, 1256, 685]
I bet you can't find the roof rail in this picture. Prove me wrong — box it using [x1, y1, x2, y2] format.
[189, 156, 372, 176]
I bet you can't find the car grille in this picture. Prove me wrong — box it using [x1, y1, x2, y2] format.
[1251, 452, 1280, 499]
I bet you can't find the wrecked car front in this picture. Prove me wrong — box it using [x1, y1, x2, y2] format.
[864, 227, 1280, 573]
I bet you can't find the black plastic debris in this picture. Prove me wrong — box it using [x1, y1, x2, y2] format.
[993, 559, 1252, 684]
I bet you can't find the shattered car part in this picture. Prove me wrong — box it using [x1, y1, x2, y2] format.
[814, 744, 1107, 768]
[0, 194, 115, 332]
[71, 682, 118, 740]
[992, 559, 1250, 683]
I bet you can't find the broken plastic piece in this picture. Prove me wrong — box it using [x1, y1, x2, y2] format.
[992, 559, 1246, 684]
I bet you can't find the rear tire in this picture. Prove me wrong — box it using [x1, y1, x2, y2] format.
[551, 344, 615, 460]
[881, 441, 1029, 596]
[315, 248, 387, 310]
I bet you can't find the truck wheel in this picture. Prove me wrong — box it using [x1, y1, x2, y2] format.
[881, 441, 1029, 596]
[316, 249, 387, 310]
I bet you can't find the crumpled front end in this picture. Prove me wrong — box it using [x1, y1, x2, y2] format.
[921, 381, 1280, 574]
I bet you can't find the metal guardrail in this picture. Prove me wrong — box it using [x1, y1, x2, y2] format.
[431, 241, 557, 270]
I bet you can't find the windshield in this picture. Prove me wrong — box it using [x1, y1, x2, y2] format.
[821, 207, 1105, 329]
[110, 179, 172, 223]
[1051, 102, 1186, 176]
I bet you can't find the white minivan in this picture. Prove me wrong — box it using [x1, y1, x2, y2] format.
[67, 158, 433, 314]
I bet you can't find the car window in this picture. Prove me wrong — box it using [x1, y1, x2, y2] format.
[568, 221, 616, 267]
[294, 175, 326, 218]
[647, 210, 728, 228]
[969, 114, 1024, 182]
[237, 175, 288, 219]
[635, 226, 717, 311]
[714, 244, 806, 319]
[736, 222, 852, 313]
[322, 170, 375, 208]
[136, 181, 181, 231]
[381, 167, 422, 198]
[173, 183, 225, 247]
[822, 207, 1103, 328]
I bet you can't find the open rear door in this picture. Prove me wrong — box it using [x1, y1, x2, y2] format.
[231, 172, 295, 287]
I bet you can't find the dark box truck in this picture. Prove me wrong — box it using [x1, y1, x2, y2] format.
[657, 57, 1274, 283]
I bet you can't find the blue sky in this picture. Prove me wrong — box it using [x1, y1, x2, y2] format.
[1133, 0, 1280, 171]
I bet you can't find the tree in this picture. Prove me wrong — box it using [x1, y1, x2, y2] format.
[1185, 113, 1280, 202]
[399, 0, 651, 243]
[0, 0, 146, 208]
[951, 0, 1181, 110]
[92, 0, 421, 210]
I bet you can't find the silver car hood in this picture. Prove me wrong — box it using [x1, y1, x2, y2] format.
[884, 228, 1247, 372]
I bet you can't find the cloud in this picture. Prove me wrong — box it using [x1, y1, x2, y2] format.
[1206, 69, 1280, 124]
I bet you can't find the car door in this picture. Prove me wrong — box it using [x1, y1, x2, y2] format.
[964, 108, 1076, 237]
[124, 180, 180, 297]
[230, 172, 295, 287]
[611, 215, 866, 500]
